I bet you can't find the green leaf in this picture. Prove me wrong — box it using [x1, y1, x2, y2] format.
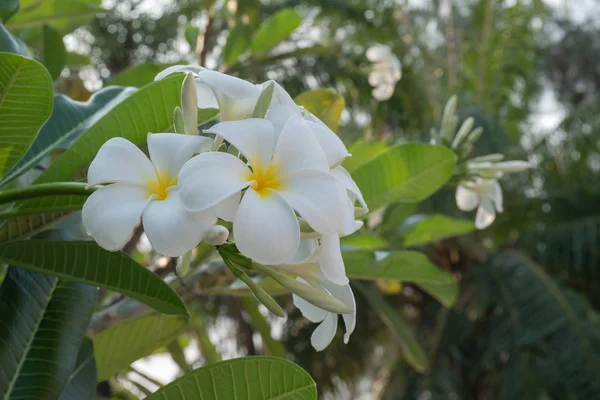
[355, 282, 428, 373]
[203, 275, 288, 297]
[341, 233, 388, 250]
[59, 337, 97, 400]
[0, 0, 19, 23]
[250, 9, 302, 56]
[223, 22, 251, 65]
[39, 24, 67, 79]
[380, 202, 418, 235]
[1, 86, 135, 187]
[417, 281, 459, 308]
[402, 215, 476, 247]
[145, 356, 317, 400]
[93, 314, 187, 381]
[198, 108, 219, 125]
[0, 23, 30, 55]
[295, 88, 345, 132]
[183, 24, 199, 50]
[65, 51, 91, 66]
[0, 267, 97, 400]
[0, 240, 188, 315]
[345, 250, 456, 284]
[108, 62, 180, 88]
[351, 143, 457, 210]
[6, 0, 102, 29]
[342, 139, 388, 173]
[0, 52, 53, 179]
[0, 74, 183, 241]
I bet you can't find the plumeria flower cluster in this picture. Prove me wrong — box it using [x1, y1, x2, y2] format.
[82, 67, 368, 351]
[366, 44, 402, 101]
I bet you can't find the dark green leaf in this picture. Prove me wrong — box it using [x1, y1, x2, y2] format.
[0, 267, 97, 400]
[108, 62, 180, 88]
[183, 24, 199, 50]
[40, 24, 66, 79]
[65, 51, 91, 66]
[0, 0, 19, 23]
[93, 314, 187, 381]
[0, 240, 188, 315]
[6, 0, 102, 29]
[0, 52, 53, 179]
[417, 281, 459, 308]
[341, 233, 388, 250]
[144, 356, 317, 399]
[295, 88, 345, 132]
[351, 143, 457, 210]
[59, 337, 96, 400]
[402, 215, 476, 247]
[223, 22, 251, 65]
[1, 86, 135, 187]
[250, 9, 302, 56]
[0, 23, 30, 56]
[252, 81, 274, 118]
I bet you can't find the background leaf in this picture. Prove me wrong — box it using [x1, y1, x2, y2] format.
[0, 0, 19, 23]
[0, 86, 136, 187]
[108, 62, 180, 88]
[0, 23, 30, 55]
[250, 9, 302, 56]
[223, 22, 252, 66]
[6, 0, 102, 29]
[145, 356, 317, 400]
[402, 215, 476, 247]
[295, 88, 345, 132]
[40, 24, 67, 79]
[0, 52, 53, 179]
[351, 143, 457, 210]
[417, 281, 459, 309]
[93, 314, 187, 381]
[0, 240, 188, 315]
[0, 267, 96, 400]
[58, 337, 96, 400]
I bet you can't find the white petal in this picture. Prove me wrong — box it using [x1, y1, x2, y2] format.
[204, 119, 275, 170]
[178, 152, 251, 212]
[475, 199, 496, 229]
[154, 65, 204, 81]
[276, 169, 344, 235]
[87, 138, 156, 186]
[198, 70, 261, 99]
[489, 181, 503, 213]
[456, 185, 480, 211]
[306, 118, 349, 168]
[194, 80, 219, 109]
[142, 188, 217, 256]
[147, 133, 213, 177]
[233, 188, 300, 265]
[213, 191, 241, 222]
[271, 115, 329, 174]
[82, 183, 150, 251]
[331, 166, 367, 209]
[265, 104, 299, 136]
[320, 234, 348, 285]
[310, 313, 338, 351]
[323, 283, 356, 343]
[293, 282, 328, 323]
[268, 81, 297, 109]
[291, 238, 319, 263]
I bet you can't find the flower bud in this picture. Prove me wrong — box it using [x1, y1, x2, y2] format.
[204, 225, 229, 246]
[182, 72, 198, 134]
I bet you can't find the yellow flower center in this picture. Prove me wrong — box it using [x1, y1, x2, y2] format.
[248, 163, 281, 196]
[146, 171, 177, 201]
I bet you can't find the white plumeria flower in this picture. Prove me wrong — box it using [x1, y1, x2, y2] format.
[366, 44, 402, 101]
[178, 116, 346, 265]
[278, 253, 356, 351]
[82, 133, 237, 256]
[455, 178, 503, 230]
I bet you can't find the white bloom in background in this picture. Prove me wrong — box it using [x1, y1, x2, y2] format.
[467, 160, 532, 175]
[455, 178, 503, 230]
[82, 133, 235, 257]
[178, 116, 346, 265]
[278, 256, 356, 351]
[366, 44, 402, 101]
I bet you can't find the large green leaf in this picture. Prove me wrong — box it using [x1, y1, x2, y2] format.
[108, 62, 180, 88]
[145, 356, 317, 400]
[417, 281, 459, 308]
[0, 267, 96, 400]
[93, 314, 187, 381]
[342, 139, 388, 173]
[1, 86, 136, 187]
[223, 22, 252, 66]
[402, 215, 476, 247]
[344, 250, 456, 284]
[351, 143, 457, 210]
[250, 9, 302, 56]
[0, 23, 30, 55]
[39, 24, 67, 79]
[0, 52, 53, 179]
[295, 88, 345, 132]
[0, 0, 19, 23]
[0, 74, 183, 241]
[59, 337, 96, 400]
[6, 0, 102, 29]
[0, 240, 188, 315]
[355, 282, 428, 373]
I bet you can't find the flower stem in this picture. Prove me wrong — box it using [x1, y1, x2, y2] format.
[0, 182, 98, 205]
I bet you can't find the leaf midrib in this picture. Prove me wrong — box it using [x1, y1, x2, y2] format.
[0, 59, 24, 110]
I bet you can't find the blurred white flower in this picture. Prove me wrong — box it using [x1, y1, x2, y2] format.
[82, 133, 228, 256]
[178, 116, 346, 265]
[366, 44, 402, 101]
[455, 178, 503, 230]
[467, 160, 532, 175]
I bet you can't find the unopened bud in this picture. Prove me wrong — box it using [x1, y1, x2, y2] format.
[451, 117, 474, 149]
[204, 225, 229, 246]
[470, 153, 505, 163]
[182, 72, 198, 134]
[490, 160, 532, 173]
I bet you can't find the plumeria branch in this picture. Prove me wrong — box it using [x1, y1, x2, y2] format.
[0, 182, 98, 205]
